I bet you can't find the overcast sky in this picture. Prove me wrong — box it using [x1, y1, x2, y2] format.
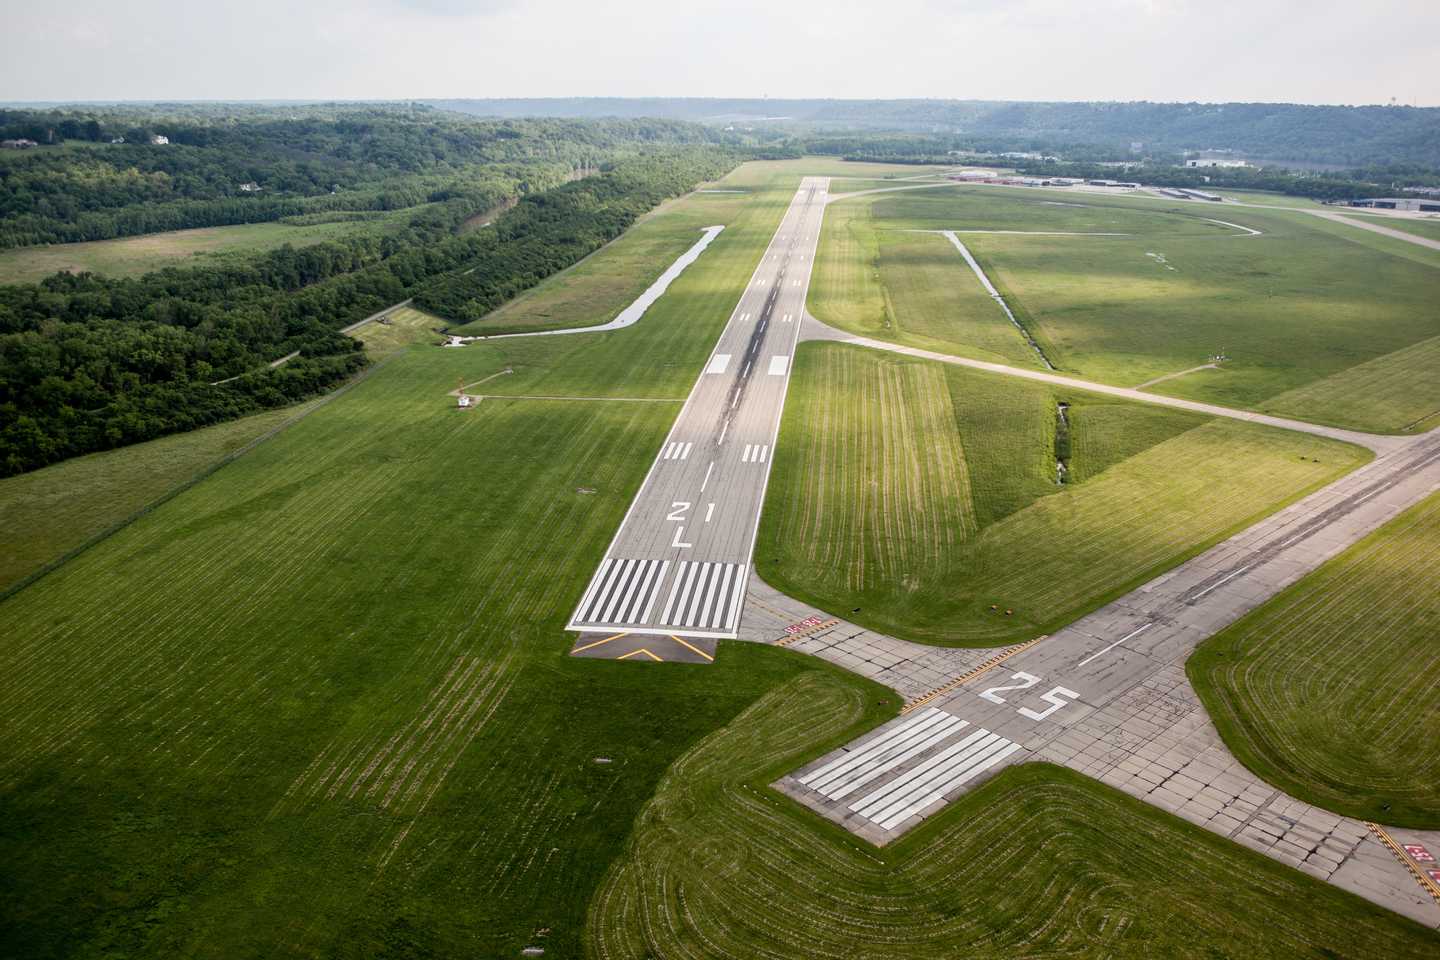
[4, 0, 1436, 106]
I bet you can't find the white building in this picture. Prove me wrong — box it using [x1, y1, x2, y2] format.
[150, 134, 170, 145]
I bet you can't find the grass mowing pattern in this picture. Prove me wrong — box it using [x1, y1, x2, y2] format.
[1342, 214, 1440, 242]
[1259, 333, 1440, 433]
[0, 162, 823, 959]
[768, 347, 977, 596]
[0, 346, 841, 958]
[588, 671, 1438, 959]
[815, 185, 1440, 431]
[0, 404, 314, 593]
[757, 343, 1367, 645]
[1190, 489, 1440, 827]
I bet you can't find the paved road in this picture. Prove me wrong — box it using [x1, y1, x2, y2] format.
[802, 317, 1402, 453]
[567, 177, 830, 641]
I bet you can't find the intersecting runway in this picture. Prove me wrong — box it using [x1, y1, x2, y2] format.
[568, 177, 829, 642]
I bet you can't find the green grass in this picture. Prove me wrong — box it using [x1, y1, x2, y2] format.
[0, 159, 822, 960]
[0, 404, 317, 594]
[0, 158, 1415, 960]
[351, 305, 448, 357]
[1340, 213, 1440, 242]
[0, 217, 401, 284]
[1258, 333, 1440, 433]
[1189, 489, 1440, 828]
[756, 343, 1368, 645]
[808, 204, 1044, 367]
[589, 670, 1439, 958]
[812, 185, 1440, 432]
[1219, 189, 1324, 208]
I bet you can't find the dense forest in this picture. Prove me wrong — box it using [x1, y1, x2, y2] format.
[434, 98, 1440, 171]
[0, 104, 726, 247]
[0, 106, 737, 475]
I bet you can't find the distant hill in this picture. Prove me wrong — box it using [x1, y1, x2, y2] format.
[426, 98, 1440, 168]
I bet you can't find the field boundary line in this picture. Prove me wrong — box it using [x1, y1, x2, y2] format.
[1365, 822, 1440, 907]
[0, 353, 398, 607]
[902, 635, 1048, 713]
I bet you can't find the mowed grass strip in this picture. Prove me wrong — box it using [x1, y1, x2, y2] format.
[0, 162, 824, 958]
[588, 670, 1438, 958]
[1190, 489, 1440, 827]
[0, 403, 317, 593]
[1258, 333, 1440, 433]
[815, 186, 1440, 431]
[757, 343, 1367, 645]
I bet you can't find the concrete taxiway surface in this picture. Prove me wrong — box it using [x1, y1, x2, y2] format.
[567, 177, 830, 641]
[775, 426, 1440, 924]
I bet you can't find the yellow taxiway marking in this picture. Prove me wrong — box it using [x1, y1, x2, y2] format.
[1366, 822, 1440, 905]
[903, 635, 1048, 714]
[671, 635, 715, 661]
[572, 631, 629, 654]
[619, 648, 663, 662]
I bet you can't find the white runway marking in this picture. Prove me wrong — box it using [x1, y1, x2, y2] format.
[705, 502, 715, 522]
[573, 558, 671, 628]
[782, 313, 792, 324]
[1187, 563, 1255, 602]
[706, 354, 731, 375]
[1076, 623, 1153, 667]
[741, 444, 770, 463]
[700, 460, 714, 492]
[661, 441, 693, 461]
[768, 356, 789, 376]
[660, 561, 746, 631]
[849, 728, 1021, 830]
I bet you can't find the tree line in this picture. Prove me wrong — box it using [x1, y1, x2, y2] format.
[0, 145, 736, 476]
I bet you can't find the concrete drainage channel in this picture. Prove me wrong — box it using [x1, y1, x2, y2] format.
[1055, 402, 1071, 484]
[937, 230, 1057, 371]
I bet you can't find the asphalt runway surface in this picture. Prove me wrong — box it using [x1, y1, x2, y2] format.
[567, 177, 829, 643]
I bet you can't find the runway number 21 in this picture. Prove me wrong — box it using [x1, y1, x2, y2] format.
[979, 672, 1080, 722]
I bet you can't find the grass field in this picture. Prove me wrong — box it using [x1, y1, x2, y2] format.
[0, 160, 823, 960]
[1340, 214, 1440, 242]
[0, 159, 1420, 959]
[0, 404, 318, 595]
[350, 305, 448, 357]
[1219, 189, 1324, 208]
[812, 185, 1440, 432]
[1189, 489, 1440, 828]
[756, 343, 1367, 645]
[0, 217, 404, 284]
[588, 671, 1438, 958]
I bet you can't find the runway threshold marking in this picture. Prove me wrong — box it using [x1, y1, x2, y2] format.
[573, 631, 630, 654]
[903, 636, 1048, 713]
[1366, 822, 1440, 905]
[672, 635, 715, 662]
[619, 648, 664, 662]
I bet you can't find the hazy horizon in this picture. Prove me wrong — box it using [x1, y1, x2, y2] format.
[4, 0, 1436, 108]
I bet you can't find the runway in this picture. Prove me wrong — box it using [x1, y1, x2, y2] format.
[567, 177, 829, 642]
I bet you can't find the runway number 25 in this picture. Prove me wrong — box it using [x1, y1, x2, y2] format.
[979, 672, 1081, 722]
